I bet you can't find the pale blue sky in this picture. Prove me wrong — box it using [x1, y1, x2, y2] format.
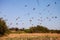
[0, 0, 60, 30]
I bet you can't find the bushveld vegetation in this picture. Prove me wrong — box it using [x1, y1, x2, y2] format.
[9, 25, 60, 34]
[0, 18, 60, 36]
[0, 18, 60, 40]
[0, 18, 10, 36]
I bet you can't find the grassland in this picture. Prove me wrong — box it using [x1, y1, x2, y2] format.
[0, 33, 60, 40]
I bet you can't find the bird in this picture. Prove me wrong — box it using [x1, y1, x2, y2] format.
[27, 13, 30, 16]
[46, 17, 49, 19]
[4, 15, 6, 17]
[36, 0, 40, 6]
[25, 5, 27, 7]
[0, 11, 1, 14]
[22, 23, 24, 25]
[52, 17, 54, 18]
[16, 23, 18, 25]
[31, 17, 34, 19]
[16, 17, 20, 20]
[55, 2, 56, 4]
[32, 24, 33, 26]
[10, 23, 12, 25]
[37, 19, 40, 21]
[5, 19, 8, 21]
[33, 8, 36, 10]
[39, 13, 41, 15]
[47, 4, 50, 7]
[29, 19, 32, 23]
[55, 16, 57, 18]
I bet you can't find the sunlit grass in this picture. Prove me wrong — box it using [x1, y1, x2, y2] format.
[2, 36, 59, 40]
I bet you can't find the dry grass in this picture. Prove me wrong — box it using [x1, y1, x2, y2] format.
[0, 33, 60, 40]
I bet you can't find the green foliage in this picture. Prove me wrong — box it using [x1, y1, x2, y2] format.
[24, 29, 32, 33]
[0, 18, 9, 36]
[9, 25, 60, 33]
[50, 30, 60, 33]
[29, 25, 49, 33]
[15, 27, 19, 31]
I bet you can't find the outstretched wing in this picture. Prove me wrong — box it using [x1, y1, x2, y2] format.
[36, 0, 39, 6]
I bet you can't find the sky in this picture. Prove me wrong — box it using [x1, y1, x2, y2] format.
[0, 0, 60, 30]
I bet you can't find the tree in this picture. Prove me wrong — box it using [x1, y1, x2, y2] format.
[15, 27, 19, 31]
[29, 25, 49, 33]
[0, 18, 8, 36]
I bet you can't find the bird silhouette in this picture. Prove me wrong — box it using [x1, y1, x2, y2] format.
[47, 4, 50, 7]
[33, 8, 36, 10]
[25, 5, 27, 7]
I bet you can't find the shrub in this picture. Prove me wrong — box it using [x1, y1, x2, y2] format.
[29, 25, 49, 33]
[0, 18, 9, 36]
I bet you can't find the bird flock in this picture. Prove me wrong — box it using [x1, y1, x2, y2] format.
[0, 0, 58, 28]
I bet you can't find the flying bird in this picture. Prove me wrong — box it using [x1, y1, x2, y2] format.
[29, 19, 32, 22]
[47, 4, 50, 7]
[31, 17, 34, 19]
[40, 23, 42, 25]
[22, 23, 24, 25]
[27, 13, 30, 16]
[49, 19, 51, 21]
[32, 24, 33, 26]
[40, 17, 42, 19]
[36, 0, 40, 6]
[33, 8, 36, 10]
[55, 16, 57, 18]
[10, 23, 12, 25]
[39, 13, 41, 15]
[16, 23, 18, 25]
[55, 2, 56, 4]
[5, 19, 8, 21]
[16, 17, 20, 20]
[25, 5, 27, 7]
[46, 17, 49, 19]
[0, 17, 3, 19]
[37, 19, 40, 21]
[52, 17, 54, 18]
[4, 15, 6, 17]
[0, 11, 1, 14]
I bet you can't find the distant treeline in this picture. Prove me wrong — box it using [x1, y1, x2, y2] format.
[0, 18, 60, 36]
[9, 25, 60, 33]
